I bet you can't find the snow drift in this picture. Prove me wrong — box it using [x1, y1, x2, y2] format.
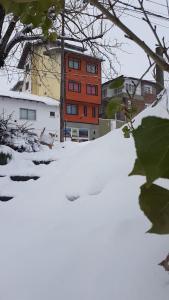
[0, 93, 169, 300]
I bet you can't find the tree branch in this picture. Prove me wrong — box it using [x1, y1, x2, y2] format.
[89, 0, 169, 72]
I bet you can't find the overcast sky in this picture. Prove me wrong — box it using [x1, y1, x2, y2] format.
[0, 0, 169, 91]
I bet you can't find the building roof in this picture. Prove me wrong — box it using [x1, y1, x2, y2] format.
[102, 76, 156, 87]
[0, 91, 60, 107]
[18, 40, 103, 69]
[44, 47, 103, 61]
[18, 41, 87, 69]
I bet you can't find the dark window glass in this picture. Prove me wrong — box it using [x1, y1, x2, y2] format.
[26, 64, 30, 73]
[68, 81, 81, 93]
[26, 81, 29, 90]
[86, 84, 98, 96]
[20, 108, 36, 120]
[66, 104, 78, 115]
[86, 64, 98, 74]
[68, 58, 80, 70]
[84, 105, 87, 116]
[79, 128, 88, 138]
[92, 107, 96, 118]
[50, 111, 55, 117]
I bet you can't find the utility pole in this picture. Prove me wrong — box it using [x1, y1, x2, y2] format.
[156, 46, 164, 95]
[60, 0, 65, 142]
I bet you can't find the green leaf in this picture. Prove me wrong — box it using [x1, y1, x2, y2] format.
[122, 125, 131, 138]
[109, 76, 124, 89]
[106, 98, 122, 119]
[48, 32, 57, 41]
[133, 116, 169, 185]
[1, 0, 62, 37]
[139, 183, 169, 234]
[129, 158, 145, 176]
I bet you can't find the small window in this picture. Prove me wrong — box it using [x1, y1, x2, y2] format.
[68, 81, 81, 93]
[126, 83, 134, 94]
[86, 63, 98, 74]
[86, 84, 98, 96]
[66, 104, 78, 115]
[26, 81, 29, 90]
[144, 85, 153, 94]
[50, 111, 55, 117]
[79, 128, 88, 138]
[68, 58, 80, 70]
[102, 88, 107, 98]
[92, 106, 96, 118]
[20, 108, 36, 120]
[26, 64, 30, 73]
[84, 105, 87, 116]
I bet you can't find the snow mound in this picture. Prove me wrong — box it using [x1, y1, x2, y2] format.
[0, 92, 169, 300]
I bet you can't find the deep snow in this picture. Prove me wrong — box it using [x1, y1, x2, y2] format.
[0, 95, 169, 300]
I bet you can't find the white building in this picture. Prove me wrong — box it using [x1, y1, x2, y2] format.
[0, 91, 60, 139]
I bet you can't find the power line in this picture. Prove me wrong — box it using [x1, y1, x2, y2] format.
[145, 0, 169, 8]
[119, 10, 169, 29]
[114, 2, 169, 22]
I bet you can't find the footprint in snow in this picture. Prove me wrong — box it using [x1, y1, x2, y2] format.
[66, 194, 80, 201]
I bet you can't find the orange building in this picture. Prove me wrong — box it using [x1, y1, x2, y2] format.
[64, 49, 102, 141]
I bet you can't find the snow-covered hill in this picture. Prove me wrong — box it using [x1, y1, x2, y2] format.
[0, 94, 169, 300]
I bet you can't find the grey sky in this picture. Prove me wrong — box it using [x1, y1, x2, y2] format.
[0, 0, 169, 91]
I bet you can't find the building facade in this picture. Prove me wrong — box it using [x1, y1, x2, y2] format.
[0, 91, 60, 139]
[101, 76, 156, 127]
[17, 41, 102, 141]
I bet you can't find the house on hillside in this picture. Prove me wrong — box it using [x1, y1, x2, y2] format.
[101, 76, 156, 128]
[17, 41, 102, 141]
[0, 91, 60, 138]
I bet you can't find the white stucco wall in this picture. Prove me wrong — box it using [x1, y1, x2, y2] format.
[0, 96, 60, 139]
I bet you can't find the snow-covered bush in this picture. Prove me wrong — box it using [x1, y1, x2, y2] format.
[0, 151, 12, 165]
[0, 114, 41, 152]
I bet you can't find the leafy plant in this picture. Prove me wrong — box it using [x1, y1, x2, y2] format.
[130, 116, 169, 234]
[1, 0, 62, 37]
[109, 76, 124, 89]
[106, 98, 122, 119]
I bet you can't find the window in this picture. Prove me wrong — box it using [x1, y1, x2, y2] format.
[102, 88, 107, 98]
[20, 108, 36, 120]
[26, 64, 30, 73]
[66, 104, 78, 115]
[79, 128, 88, 138]
[126, 83, 135, 94]
[92, 106, 96, 118]
[68, 81, 81, 93]
[68, 58, 80, 70]
[64, 128, 71, 138]
[144, 85, 153, 94]
[84, 105, 87, 116]
[25, 81, 29, 90]
[86, 63, 98, 74]
[114, 88, 122, 95]
[50, 111, 55, 117]
[86, 84, 98, 96]
[71, 128, 78, 138]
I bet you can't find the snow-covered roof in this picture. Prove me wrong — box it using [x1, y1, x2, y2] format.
[0, 90, 60, 107]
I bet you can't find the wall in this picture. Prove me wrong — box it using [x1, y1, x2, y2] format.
[65, 52, 101, 105]
[64, 100, 99, 125]
[0, 97, 60, 138]
[30, 46, 61, 100]
[66, 121, 99, 140]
